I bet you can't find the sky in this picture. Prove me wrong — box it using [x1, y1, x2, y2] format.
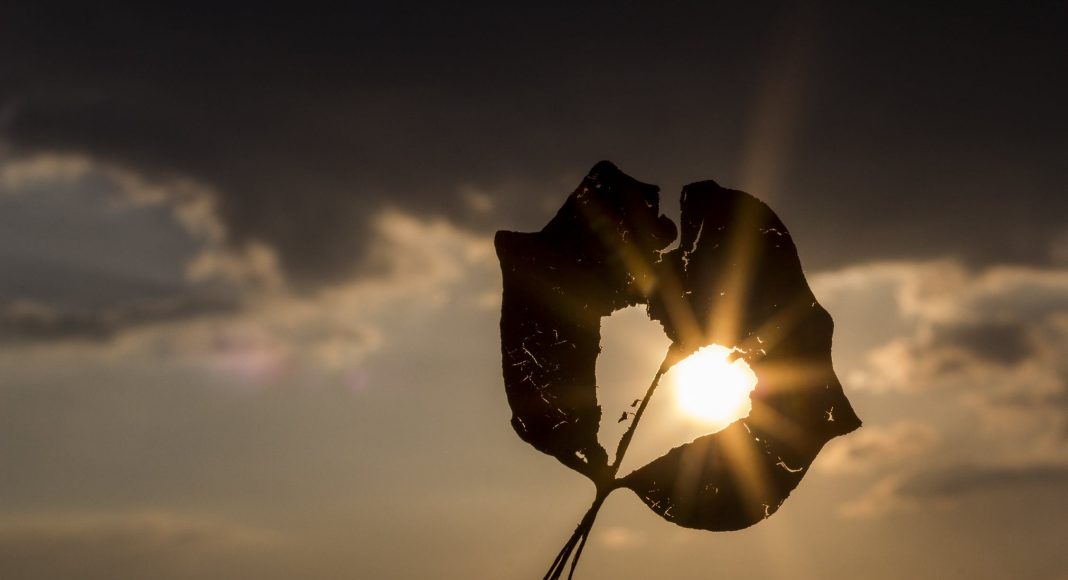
[1, 2, 1067, 578]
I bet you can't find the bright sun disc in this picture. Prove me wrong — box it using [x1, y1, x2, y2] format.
[672, 345, 758, 425]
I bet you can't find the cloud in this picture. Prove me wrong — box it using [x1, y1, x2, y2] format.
[840, 464, 1068, 519]
[0, 295, 237, 344]
[5, 3, 1068, 293]
[837, 475, 925, 519]
[7, 208, 502, 387]
[935, 319, 1035, 365]
[0, 512, 280, 580]
[817, 421, 938, 475]
[899, 464, 1068, 498]
[820, 261, 1068, 398]
[815, 260, 1068, 517]
[0, 153, 285, 295]
[0, 152, 225, 241]
[0, 149, 499, 388]
[0, 153, 274, 343]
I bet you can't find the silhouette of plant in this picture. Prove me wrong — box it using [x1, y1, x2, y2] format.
[496, 161, 860, 579]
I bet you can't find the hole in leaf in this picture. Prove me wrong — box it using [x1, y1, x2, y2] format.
[596, 305, 671, 465]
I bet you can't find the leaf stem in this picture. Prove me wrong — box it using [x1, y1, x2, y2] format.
[543, 490, 607, 580]
[610, 355, 669, 477]
[542, 349, 671, 579]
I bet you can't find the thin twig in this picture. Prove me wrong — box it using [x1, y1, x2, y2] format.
[542, 349, 672, 579]
[544, 493, 605, 579]
[610, 358, 668, 477]
[566, 525, 592, 580]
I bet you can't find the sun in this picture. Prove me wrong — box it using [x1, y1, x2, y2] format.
[671, 344, 758, 425]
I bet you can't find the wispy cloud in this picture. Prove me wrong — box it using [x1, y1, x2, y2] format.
[0, 512, 281, 580]
[817, 421, 938, 475]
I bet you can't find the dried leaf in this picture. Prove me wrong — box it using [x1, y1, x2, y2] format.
[620, 180, 861, 529]
[496, 162, 860, 536]
[496, 161, 675, 482]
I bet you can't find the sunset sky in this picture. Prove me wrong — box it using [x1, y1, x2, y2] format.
[2, 3, 1067, 579]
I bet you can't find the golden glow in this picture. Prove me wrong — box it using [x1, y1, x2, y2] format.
[672, 345, 757, 425]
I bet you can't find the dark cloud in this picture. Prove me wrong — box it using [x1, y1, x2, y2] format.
[841, 262, 1068, 388]
[2, 3, 1066, 289]
[900, 464, 1068, 499]
[821, 261, 1068, 478]
[931, 320, 1035, 367]
[0, 293, 237, 344]
[0, 151, 253, 341]
[864, 315, 1047, 392]
[842, 462, 1068, 518]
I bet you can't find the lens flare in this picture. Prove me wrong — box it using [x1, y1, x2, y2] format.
[672, 345, 757, 425]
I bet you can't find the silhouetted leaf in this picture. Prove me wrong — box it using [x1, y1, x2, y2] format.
[495, 161, 675, 482]
[496, 162, 860, 564]
[619, 180, 861, 530]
